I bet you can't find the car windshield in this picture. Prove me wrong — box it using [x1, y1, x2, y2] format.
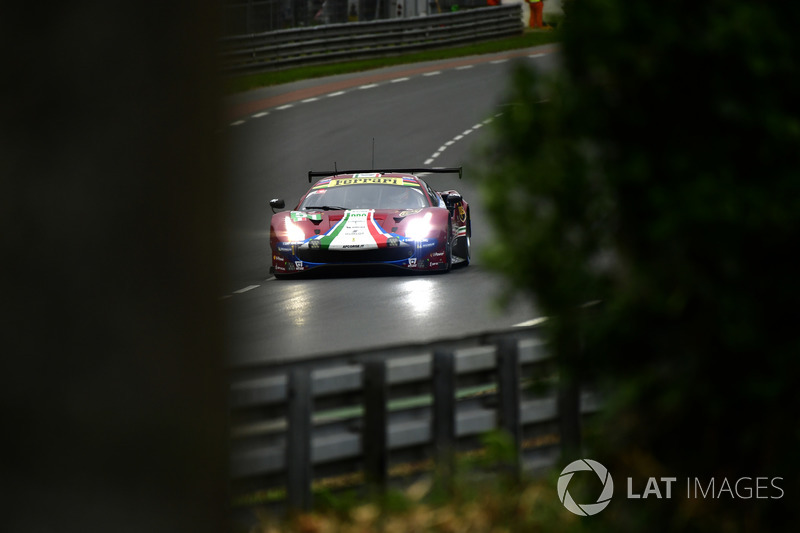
[299, 184, 430, 211]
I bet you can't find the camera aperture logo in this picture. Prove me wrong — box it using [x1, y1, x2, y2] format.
[558, 459, 614, 516]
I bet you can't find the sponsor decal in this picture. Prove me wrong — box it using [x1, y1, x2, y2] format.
[329, 177, 404, 186]
[398, 209, 422, 217]
[458, 203, 467, 222]
[272, 255, 285, 263]
[295, 261, 304, 271]
[408, 257, 417, 267]
[290, 211, 322, 222]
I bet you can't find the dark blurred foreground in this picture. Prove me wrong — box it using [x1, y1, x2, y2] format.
[476, 1, 800, 531]
[1, 2, 227, 532]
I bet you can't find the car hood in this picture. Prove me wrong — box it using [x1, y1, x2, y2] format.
[275, 208, 435, 249]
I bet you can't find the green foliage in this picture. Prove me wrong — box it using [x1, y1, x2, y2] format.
[471, 429, 520, 471]
[249, 432, 579, 533]
[475, 1, 800, 530]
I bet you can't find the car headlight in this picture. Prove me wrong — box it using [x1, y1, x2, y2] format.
[284, 216, 307, 242]
[404, 212, 433, 240]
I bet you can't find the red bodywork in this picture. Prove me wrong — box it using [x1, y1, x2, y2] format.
[269, 172, 470, 276]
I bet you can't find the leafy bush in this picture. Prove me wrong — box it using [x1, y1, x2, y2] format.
[474, 1, 800, 530]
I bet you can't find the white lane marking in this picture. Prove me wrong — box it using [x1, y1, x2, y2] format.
[233, 285, 260, 294]
[423, 111, 507, 166]
[513, 317, 548, 327]
[228, 52, 534, 128]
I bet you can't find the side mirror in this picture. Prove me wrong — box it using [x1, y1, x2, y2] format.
[269, 198, 285, 213]
[442, 193, 461, 213]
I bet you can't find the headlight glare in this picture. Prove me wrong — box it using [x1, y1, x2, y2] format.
[404, 212, 433, 240]
[284, 216, 307, 242]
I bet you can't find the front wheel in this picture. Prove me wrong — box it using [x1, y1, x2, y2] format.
[444, 221, 453, 272]
[453, 216, 471, 267]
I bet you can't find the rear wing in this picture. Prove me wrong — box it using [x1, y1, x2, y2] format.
[308, 167, 462, 183]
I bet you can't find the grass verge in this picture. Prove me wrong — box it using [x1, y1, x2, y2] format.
[225, 28, 560, 93]
[238, 431, 569, 533]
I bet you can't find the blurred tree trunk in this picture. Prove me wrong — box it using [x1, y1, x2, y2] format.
[0, 2, 228, 532]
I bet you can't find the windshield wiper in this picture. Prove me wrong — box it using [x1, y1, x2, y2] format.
[304, 205, 348, 211]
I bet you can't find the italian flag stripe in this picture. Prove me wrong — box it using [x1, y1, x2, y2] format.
[366, 211, 388, 244]
[317, 212, 350, 249]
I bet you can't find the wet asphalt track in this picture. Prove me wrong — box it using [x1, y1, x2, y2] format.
[223, 46, 558, 365]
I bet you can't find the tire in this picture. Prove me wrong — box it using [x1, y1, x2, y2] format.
[453, 215, 471, 267]
[444, 221, 453, 272]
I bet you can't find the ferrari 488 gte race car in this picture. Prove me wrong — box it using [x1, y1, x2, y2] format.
[269, 167, 471, 277]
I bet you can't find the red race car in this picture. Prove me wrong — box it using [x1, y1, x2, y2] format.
[269, 168, 471, 277]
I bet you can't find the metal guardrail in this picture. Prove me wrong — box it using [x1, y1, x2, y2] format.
[220, 5, 523, 75]
[229, 325, 600, 510]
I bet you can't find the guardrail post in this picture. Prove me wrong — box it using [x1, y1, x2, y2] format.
[496, 338, 521, 479]
[558, 325, 582, 459]
[363, 359, 388, 491]
[432, 349, 456, 491]
[286, 368, 313, 511]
